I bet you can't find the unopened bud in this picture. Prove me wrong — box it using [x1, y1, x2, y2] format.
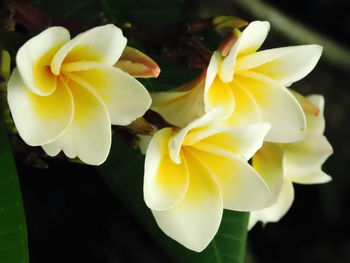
[115, 46, 160, 78]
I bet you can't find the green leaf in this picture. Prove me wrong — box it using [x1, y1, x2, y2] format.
[0, 122, 29, 263]
[0, 49, 29, 263]
[98, 138, 249, 263]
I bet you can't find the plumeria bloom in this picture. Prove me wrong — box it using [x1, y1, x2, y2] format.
[205, 20, 323, 143]
[249, 94, 333, 229]
[7, 24, 152, 165]
[144, 108, 272, 251]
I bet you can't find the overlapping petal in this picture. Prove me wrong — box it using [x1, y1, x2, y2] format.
[235, 45, 323, 86]
[51, 24, 126, 74]
[219, 21, 270, 82]
[291, 170, 332, 185]
[152, 148, 223, 252]
[283, 134, 333, 179]
[151, 77, 205, 128]
[252, 143, 284, 204]
[224, 80, 262, 126]
[304, 95, 325, 134]
[185, 122, 270, 160]
[16, 26, 70, 95]
[190, 148, 270, 211]
[67, 65, 151, 126]
[235, 71, 306, 143]
[42, 78, 111, 165]
[144, 128, 189, 210]
[204, 77, 235, 119]
[204, 51, 235, 118]
[204, 51, 221, 94]
[168, 108, 221, 164]
[151, 90, 203, 127]
[7, 69, 73, 146]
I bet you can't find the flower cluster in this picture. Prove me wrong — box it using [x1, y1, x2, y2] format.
[7, 21, 333, 253]
[145, 21, 332, 251]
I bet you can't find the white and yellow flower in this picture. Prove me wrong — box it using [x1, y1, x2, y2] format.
[144, 108, 272, 251]
[205, 21, 323, 143]
[249, 94, 333, 229]
[7, 24, 152, 165]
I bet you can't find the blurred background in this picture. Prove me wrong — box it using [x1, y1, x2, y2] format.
[1, 0, 349, 262]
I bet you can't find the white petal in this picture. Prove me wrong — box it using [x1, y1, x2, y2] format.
[152, 149, 222, 252]
[236, 45, 323, 87]
[187, 147, 270, 211]
[305, 94, 325, 134]
[152, 91, 202, 128]
[204, 76, 235, 119]
[204, 52, 235, 119]
[283, 134, 333, 180]
[291, 170, 332, 184]
[152, 79, 204, 127]
[224, 79, 262, 126]
[16, 27, 70, 95]
[51, 24, 126, 75]
[68, 65, 151, 126]
[252, 142, 284, 204]
[144, 128, 189, 210]
[247, 213, 259, 231]
[248, 178, 294, 229]
[307, 94, 325, 113]
[185, 122, 270, 160]
[219, 21, 270, 82]
[42, 77, 111, 165]
[168, 108, 222, 164]
[7, 69, 73, 146]
[236, 21, 270, 57]
[204, 51, 221, 94]
[236, 71, 306, 143]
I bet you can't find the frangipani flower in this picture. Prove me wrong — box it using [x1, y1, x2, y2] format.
[205, 21, 323, 143]
[7, 24, 152, 165]
[249, 94, 333, 229]
[144, 108, 272, 251]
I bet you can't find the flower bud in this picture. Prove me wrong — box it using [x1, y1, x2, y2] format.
[115, 46, 160, 78]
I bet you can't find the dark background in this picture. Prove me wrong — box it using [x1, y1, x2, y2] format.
[10, 0, 350, 262]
